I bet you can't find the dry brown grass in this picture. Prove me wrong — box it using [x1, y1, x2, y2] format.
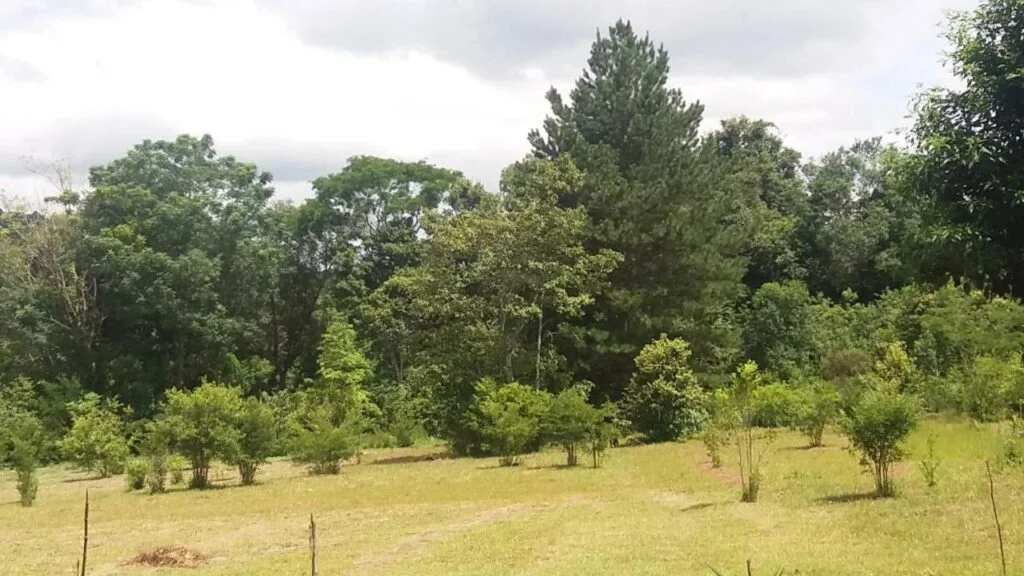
[126, 545, 210, 568]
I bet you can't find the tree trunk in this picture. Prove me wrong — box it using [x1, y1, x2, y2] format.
[535, 308, 543, 390]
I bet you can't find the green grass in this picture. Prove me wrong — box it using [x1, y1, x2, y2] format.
[1, 418, 1021, 575]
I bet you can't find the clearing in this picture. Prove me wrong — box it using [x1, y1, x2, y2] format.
[0, 418, 1021, 575]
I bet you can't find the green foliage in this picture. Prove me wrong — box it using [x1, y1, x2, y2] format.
[57, 393, 130, 477]
[124, 458, 147, 491]
[289, 400, 361, 475]
[843, 385, 921, 497]
[288, 316, 371, 475]
[957, 355, 1024, 422]
[159, 381, 244, 489]
[743, 281, 815, 379]
[719, 362, 774, 503]
[919, 434, 941, 488]
[911, 0, 1024, 297]
[1, 413, 45, 506]
[471, 379, 551, 467]
[231, 397, 277, 485]
[749, 382, 801, 429]
[543, 384, 616, 468]
[529, 19, 751, 397]
[623, 336, 708, 442]
[404, 156, 618, 453]
[795, 382, 842, 447]
[169, 455, 188, 485]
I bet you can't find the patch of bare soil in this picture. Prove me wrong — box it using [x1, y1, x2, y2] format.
[125, 546, 210, 568]
[694, 453, 743, 486]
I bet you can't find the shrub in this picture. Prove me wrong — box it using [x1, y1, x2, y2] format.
[721, 362, 774, 503]
[290, 406, 360, 475]
[133, 420, 173, 494]
[363, 431, 398, 450]
[959, 356, 1024, 422]
[389, 411, 422, 448]
[586, 405, 619, 469]
[796, 381, 841, 447]
[622, 336, 707, 442]
[702, 389, 731, 468]
[701, 425, 726, 468]
[16, 464, 38, 507]
[230, 397, 277, 486]
[472, 379, 551, 467]
[544, 384, 609, 467]
[1, 413, 45, 507]
[169, 455, 188, 485]
[57, 393, 131, 478]
[997, 418, 1024, 470]
[160, 382, 244, 489]
[289, 315, 372, 475]
[919, 375, 960, 414]
[919, 434, 940, 488]
[125, 458, 148, 491]
[146, 452, 169, 494]
[844, 385, 920, 497]
[749, 382, 800, 428]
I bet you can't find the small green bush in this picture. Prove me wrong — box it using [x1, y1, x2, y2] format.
[796, 382, 841, 447]
[544, 384, 614, 467]
[291, 418, 360, 475]
[363, 431, 398, 450]
[701, 425, 726, 468]
[919, 434, 940, 488]
[289, 392, 361, 475]
[124, 458, 147, 491]
[622, 336, 707, 442]
[231, 397, 278, 486]
[721, 362, 774, 503]
[472, 379, 551, 467]
[160, 382, 244, 489]
[57, 393, 131, 478]
[844, 385, 920, 497]
[586, 406, 619, 469]
[749, 382, 800, 428]
[389, 412, 422, 448]
[2, 413, 45, 507]
[145, 452, 169, 494]
[16, 465, 38, 507]
[959, 356, 1024, 422]
[169, 455, 188, 485]
[473, 380, 548, 465]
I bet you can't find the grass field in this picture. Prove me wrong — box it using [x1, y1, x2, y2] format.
[1, 418, 1021, 575]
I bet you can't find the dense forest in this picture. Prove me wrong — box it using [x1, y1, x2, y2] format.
[3, 0, 1024, 495]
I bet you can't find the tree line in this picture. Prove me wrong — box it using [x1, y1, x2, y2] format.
[3, 0, 1024, 503]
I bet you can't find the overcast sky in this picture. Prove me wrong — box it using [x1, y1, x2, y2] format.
[0, 0, 977, 204]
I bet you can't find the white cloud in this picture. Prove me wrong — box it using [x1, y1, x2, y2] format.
[0, 0, 979, 202]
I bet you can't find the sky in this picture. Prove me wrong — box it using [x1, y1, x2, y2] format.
[0, 0, 978, 204]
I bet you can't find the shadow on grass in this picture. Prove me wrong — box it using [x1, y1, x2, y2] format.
[778, 444, 823, 452]
[679, 502, 717, 513]
[371, 453, 449, 466]
[62, 474, 103, 484]
[817, 491, 879, 504]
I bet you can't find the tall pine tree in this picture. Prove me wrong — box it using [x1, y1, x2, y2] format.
[528, 20, 753, 396]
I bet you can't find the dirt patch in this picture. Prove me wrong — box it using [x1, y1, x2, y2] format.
[694, 453, 743, 486]
[125, 546, 210, 568]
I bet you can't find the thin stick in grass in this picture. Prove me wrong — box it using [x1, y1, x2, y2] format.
[986, 461, 1008, 576]
[309, 514, 318, 576]
[80, 490, 89, 576]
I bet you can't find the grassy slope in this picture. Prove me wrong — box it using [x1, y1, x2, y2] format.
[0, 418, 1021, 575]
